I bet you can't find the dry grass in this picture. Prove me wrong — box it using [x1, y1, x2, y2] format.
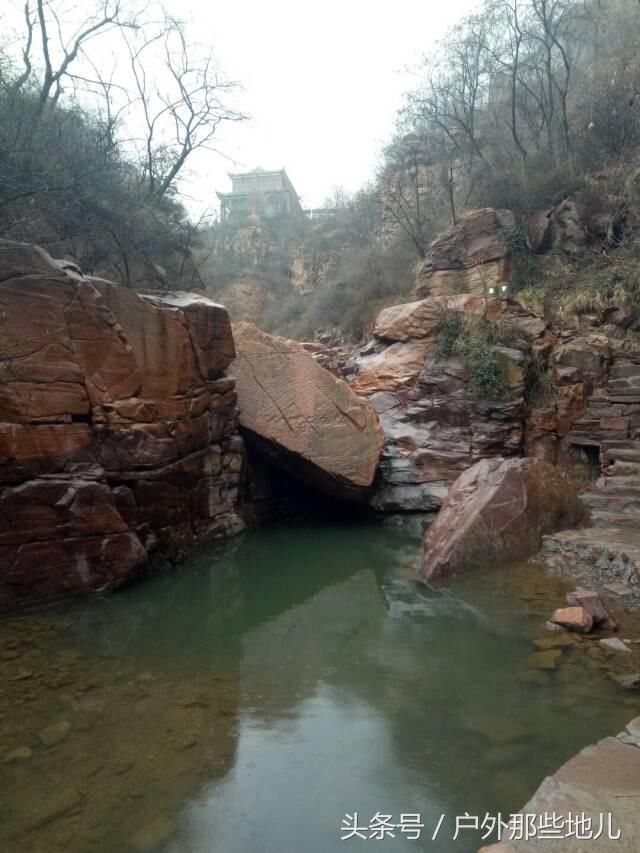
[514, 246, 640, 329]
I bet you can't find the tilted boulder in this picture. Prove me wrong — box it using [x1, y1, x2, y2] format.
[229, 323, 384, 500]
[419, 457, 583, 580]
[0, 240, 244, 609]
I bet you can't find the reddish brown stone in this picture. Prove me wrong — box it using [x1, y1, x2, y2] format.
[414, 208, 515, 299]
[351, 296, 547, 513]
[0, 239, 244, 609]
[419, 457, 582, 580]
[551, 606, 594, 633]
[142, 292, 235, 378]
[230, 323, 384, 499]
[566, 589, 618, 630]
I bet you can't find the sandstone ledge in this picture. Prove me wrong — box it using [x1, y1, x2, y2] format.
[479, 716, 640, 852]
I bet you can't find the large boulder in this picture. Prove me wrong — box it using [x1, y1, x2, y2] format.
[0, 240, 244, 609]
[414, 208, 514, 299]
[419, 457, 583, 580]
[528, 190, 625, 256]
[229, 323, 384, 500]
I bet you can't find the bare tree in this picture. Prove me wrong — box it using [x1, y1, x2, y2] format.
[125, 17, 246, 199]
[0, 0, 246, 286]
[380, 135, 438, 258]
[7, 0, 135, 108]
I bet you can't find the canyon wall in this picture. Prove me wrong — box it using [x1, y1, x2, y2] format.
[0, 241, 245, 609]
[350, 293, 547, 513]
[344, 205, 640, 519]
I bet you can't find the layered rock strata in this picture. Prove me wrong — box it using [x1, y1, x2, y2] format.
[0, 240, 244, 608]
[352, 295, 547, 513]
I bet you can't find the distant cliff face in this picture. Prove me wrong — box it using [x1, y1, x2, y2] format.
[0, 240, 245, 609]
[201, 215, 369, 338]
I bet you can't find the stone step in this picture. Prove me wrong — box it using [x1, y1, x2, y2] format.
[589, 510, 640, 529]
[540, 527, 640, 589]
[583, 491, 640, 507]
[602, 445, 640, 464]
[594, 474, 640, 494]
[605, 460, 640, 478]
[610, 361, 640, 379]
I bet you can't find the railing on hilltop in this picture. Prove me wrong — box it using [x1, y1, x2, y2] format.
[303, 208, 340, 221]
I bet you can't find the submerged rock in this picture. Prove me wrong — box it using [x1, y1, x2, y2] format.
[38, 720, 71, 747]
[533, 634, 576, 650]
[29, 787, 81, 828]
[527, 649, 563, 670]
[3, 746, 32, 763]
[483, 742, 529, 769]
[129, 815, 176, 852]
[462, 709, 530, 744]
[229, 323, 384, 500]
[419, 457, 582, 580]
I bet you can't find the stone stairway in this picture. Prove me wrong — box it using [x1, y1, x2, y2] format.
[539, 350, 640, 593]
[582, 447, 640, 529]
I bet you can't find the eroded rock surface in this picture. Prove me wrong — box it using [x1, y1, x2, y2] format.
[479, 719, 640, 852]
[229, 323, 384, 500]
[351, 296, 547, 513]
[527, 190, 625, 257]
[414, 208, 515, 299]
[419, 457, 583, 580]
[0, 240, 245, 608]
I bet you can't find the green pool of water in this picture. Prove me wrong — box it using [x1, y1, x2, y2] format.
[1, 523, 638, 852]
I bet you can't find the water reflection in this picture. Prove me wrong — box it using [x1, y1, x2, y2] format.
[1, 524, 638, 853]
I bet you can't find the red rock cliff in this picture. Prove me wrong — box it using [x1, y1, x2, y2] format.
[0, 240, 245, 609]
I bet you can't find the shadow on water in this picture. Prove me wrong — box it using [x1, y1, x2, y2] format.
[1, 522, 639, 852]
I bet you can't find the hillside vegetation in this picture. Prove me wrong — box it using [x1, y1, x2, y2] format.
[0, 1, 244, 286]
[1, 0, 639, 340]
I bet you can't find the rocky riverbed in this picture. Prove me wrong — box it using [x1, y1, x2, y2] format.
[0, 612, 239, 852]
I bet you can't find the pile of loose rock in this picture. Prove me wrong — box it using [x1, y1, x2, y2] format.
[548, 588, 618, 634]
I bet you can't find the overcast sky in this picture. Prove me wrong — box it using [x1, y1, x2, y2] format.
[4, 0, 476, 213]
[175, 0, 476, 212]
